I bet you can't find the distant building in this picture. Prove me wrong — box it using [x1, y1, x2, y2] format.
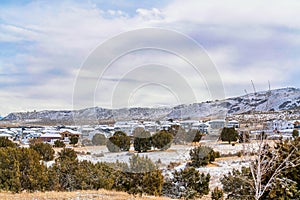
[191, 122, 209, 134]
[39, 133, 62, 143]
[226, 120, 239, 128]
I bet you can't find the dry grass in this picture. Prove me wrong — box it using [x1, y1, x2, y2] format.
[0, 189, 171, 200]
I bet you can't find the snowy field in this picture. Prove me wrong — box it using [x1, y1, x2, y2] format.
[72, 141, 256, 189]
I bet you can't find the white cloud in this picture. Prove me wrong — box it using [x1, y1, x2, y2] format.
[0, 0, 300, 116]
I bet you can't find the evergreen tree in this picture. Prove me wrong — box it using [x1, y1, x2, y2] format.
[54, 140, 66, 148]
[163, 167, 210, 199]
[30, 142, 55, 161]
[115, 155, 164, 196]
[133, 128, 151, 153]
[106, 131, 130, 152]
[0, 137, 16, 148]
[69, 136, 78, 146]
[220, 127, 238, 144]
[152, 130, 173, 150]
[292, 129, 299, 138]
[189, 146, 215, 167]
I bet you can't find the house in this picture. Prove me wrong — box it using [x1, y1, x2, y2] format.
[293, 120, 300, 129]
[226, 120, 239, 128]
[180, 120, 199, 131]
[39, 133, 62, 143]
[59, 129, 82, 139]
[191, 122, 209, 134]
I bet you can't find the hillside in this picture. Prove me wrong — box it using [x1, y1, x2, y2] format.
[2, 87, 300, 124]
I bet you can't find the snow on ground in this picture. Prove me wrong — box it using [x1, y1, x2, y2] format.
[75, 141, 257, 189]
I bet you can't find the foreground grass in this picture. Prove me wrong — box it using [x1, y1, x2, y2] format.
[0, 189, 171, 200]
[0, 189, 212, 200]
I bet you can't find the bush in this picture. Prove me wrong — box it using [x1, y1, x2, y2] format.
[30, 142, 55, 161]
[211, 187, 224, 200]
[92, 133, 107, 146]
[220, 167, 255, 199]
[189, 146, 215, 167]
[152, 130, 173, 150]
[69, 136, 78, 145]
[57, 148, 77, 161]
[114, 155, 164, 196]
[0, 137, 16, 148]
[163, 167, 210, 199]
[0, 147, 49, 192]
[106, 131, 130, 152]
[292, 129, 299, 138]
[133, 128, 152, 153]
[54, 140, 66, 148]
[220, 127, 238, 144]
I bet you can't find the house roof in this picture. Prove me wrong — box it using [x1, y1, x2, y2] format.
[40, 133, 61, 138]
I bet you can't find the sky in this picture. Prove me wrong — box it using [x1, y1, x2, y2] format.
[0, 0, 300, 116]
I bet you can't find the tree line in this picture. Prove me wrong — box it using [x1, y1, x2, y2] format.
[105, 125, 204, 153]
[0, 137, 211, 199]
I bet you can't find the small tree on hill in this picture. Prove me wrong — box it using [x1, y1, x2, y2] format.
[106, 131, 130, 152]
[189, 146, 215, 167]
[220, 127, 238, 144]
[133, 128, 152, 153]
[92, 133, 107, 146]
[152, 130, 173, 150]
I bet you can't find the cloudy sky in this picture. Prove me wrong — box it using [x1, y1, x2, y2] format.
[0, 0, 300, 116]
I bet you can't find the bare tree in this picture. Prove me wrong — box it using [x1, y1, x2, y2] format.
[240, 82, 300, 200]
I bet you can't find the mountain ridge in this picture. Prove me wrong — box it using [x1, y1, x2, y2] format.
[2, 87, 300, 124]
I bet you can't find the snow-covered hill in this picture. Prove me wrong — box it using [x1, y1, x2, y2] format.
[2, 87, 300, 123]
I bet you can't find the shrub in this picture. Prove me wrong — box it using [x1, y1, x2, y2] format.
[163, 167, 210, 199]
[189, 146, 215, 167]
[57, 148, 77, 161]
[292, 129, 299, 138]
[92, 133, 107, 146]
[54, 140, 66, 148]
[152, 130, 173, 150]
[30, 142, 55, 161]
[106, 131, 130, 152]
[69, 136, 78, 145]
[211, 187, 224, 200]
[133, 128, 152, 153]
[220, 167, 255, 199]
[220, 127, 238, 144]
[114, 155, 164, 196]
[0, 137, 16, 148]
[0, 147, 49, 192]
